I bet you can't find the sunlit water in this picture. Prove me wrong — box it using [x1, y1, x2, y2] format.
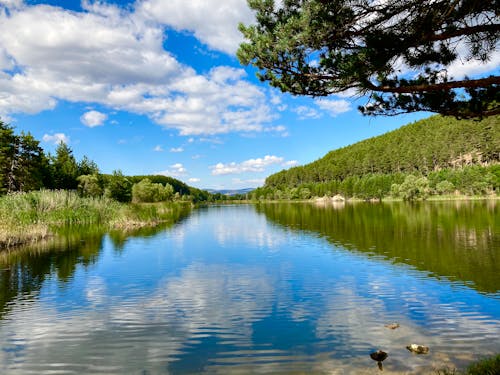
[0, 202, 499, 374]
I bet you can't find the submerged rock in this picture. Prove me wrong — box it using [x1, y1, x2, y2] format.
[406, 344, 429, 354]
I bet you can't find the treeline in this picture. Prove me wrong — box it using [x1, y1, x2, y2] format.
[0, 120, 210, 203]
[254, 115, 500, 200]
[252, 166, 499, 201]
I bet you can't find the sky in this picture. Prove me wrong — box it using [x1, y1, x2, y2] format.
[0, 0, 498, 190]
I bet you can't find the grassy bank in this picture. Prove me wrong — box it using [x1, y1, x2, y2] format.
[0, 190, 189, 248]
[437, 354, 500, 374]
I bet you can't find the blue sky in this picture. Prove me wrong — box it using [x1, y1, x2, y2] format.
[1, 0, 498, 189]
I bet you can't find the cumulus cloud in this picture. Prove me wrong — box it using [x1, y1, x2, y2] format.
[153, 145, 163, 152]
[188, 177, 200, 183]
[447, 50, 500, 78]
[211, 155, 293, 176]
[0, 2, 274, 136]
[42, 133, 69, 144]
[170, 147, 184, 153]
[80, 110, 107, 127]
[156, 163, 187, 177]
[138, 0, 254, 55]
[315, 99, 352, 117]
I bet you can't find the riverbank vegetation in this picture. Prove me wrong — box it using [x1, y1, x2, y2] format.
[0, 119, 209, 248]
[249, 115, 499, 201]
[0, 119, 210, 202]
[0, 189, 191, 248]
[436, 353, 500, 375]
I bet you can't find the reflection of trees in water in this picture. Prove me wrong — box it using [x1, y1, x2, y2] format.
[0, 228, 105, 319]
[256, 201, 499, 294]
[0, 204, 192, 318]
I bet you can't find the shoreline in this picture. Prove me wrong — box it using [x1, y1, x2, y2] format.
[1, 192, 497, 250]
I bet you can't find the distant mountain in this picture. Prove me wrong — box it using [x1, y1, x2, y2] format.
[206, 188, 254, 196]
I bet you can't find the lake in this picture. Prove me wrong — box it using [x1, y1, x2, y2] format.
[0, 201, 499, 374]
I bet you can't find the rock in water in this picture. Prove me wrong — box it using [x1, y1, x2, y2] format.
[370, 350, 388, 362]
[385, 323, 400, 329]
[406, 344, 429, 354]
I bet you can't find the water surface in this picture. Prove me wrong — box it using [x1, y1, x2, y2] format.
[0, 202, 498, 374]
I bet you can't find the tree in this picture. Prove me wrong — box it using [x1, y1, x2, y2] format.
[0, 121, 48, 193]
[15, 132, 48, 191]
[52, 142, 79, 190]
[238, 0, 499, 118]
[0, 120, 16, 194]
[78, 156, 99, 176]
[105, 170, 132, 202]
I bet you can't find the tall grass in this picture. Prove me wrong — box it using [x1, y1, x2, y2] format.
[0, 190, 188, 248]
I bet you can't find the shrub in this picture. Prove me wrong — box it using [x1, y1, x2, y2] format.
[132, 178, 174, 203]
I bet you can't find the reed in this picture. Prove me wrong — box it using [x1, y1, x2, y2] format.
[0, 190, 188, 249]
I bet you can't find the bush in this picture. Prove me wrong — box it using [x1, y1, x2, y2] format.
[435, 180, 455, 195]
[394, 175, 430, 201]
[132, 178, 174, 203]
[77, 174, 103, 197]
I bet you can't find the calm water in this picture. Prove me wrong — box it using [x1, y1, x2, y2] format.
[0, 202, 499, 374]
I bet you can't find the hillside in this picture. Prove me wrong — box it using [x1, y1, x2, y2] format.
[266, 115, 499, 188]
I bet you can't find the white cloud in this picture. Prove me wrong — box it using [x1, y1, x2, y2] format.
[156, 163, 187, 178]
[170, 147, 184, 153]
[188, 177, 200, 183]
[447, 50, 500, 78]
[315, 99, 351, 117]
[80, 110, 107, 127]
[153, 145, 163, 152]
[282, 160, 298, 168]
[42, 133, 69, 144]
[0, 2, 275, 136]
[211, 155, 286, 175]
[293, 105, 321, 119]
[138, 0, 254, 55]
[0, 0, 23, 8]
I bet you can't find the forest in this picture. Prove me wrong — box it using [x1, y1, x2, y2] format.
[252, 115, 500, 201]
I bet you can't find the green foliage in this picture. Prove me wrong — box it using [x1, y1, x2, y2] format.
[238, 0, 499, 118]
[466, 354, 500, 375]
[51, 142, 80, 190]
[0, 121, 48, 193]
[77, 174, 103, 198]
[259, 115, 499, 200]
[0, 121, 210, 203]
[105, 170, 132, 203]
[435, 354, 500, 375]
[0, 190, 192, 248]
[131, 178, 174, 203]
[392, 175, 430, 201]
[78, 156, 99, 176]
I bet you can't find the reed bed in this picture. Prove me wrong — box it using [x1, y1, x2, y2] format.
[0, 190, 186, 249]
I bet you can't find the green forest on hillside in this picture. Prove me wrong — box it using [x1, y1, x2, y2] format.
[253, 115, 500, 201]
